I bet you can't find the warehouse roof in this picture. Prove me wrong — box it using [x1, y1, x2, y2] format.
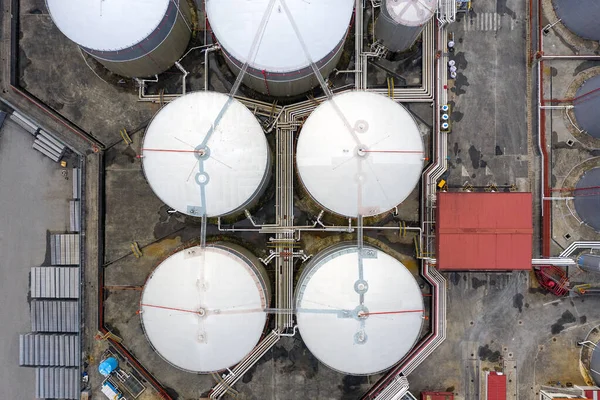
[436, 192, 533, 271]
[486, 372, 507, 400]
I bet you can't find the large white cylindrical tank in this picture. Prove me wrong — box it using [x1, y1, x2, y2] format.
[375, 0, 437, 52]
[140, 243, 271, 373]
[296, 91, 424, 217]
[206, 0, 354, 97]
[142, 91, 271, 217]
[46, 0, 192, 77]
[295, 243, 424, 375]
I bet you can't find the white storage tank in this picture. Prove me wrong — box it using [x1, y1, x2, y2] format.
[375, 0, 437, 52]
[142, 91, 271, 217]
[295, 243, 424, 375]
[296, 91, 424, 217]
[205, 0, 354, 97]
[46, 0, 192, 77]
[140, 243, 271, 373]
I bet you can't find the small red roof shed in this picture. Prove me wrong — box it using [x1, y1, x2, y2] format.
[436, 192, 533, 271]
[486, 372, 507, 400]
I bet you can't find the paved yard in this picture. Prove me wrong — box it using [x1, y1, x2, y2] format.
[0, 118, 72, 399]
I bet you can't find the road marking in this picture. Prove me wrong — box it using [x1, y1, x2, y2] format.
[463, 13, 519, 32]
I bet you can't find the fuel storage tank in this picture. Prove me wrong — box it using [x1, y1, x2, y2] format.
[140, 243, 271, 373]
[205, 0, 354, 97]
[572, 74, 600, 139]
[46, 0, 192, 77]
[552, 0, 600, 41]
[375, 0, 437, 52]
[296, 91, 424, 217]
[578, 254, 600, 274]
[295, 243, 424, 375]
[142, 91, 271, 217]
[573, 167, 600, 232]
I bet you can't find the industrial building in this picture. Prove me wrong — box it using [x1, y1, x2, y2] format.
[141, 91, 271, 217]
[205, 0, 354, 96]
[46, 0, 192, 77]
[436, 192, 533, 271]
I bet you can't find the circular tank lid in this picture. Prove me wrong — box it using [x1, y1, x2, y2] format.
[573, 74, 600, 139]
[296, 91, 424, 217]
[46, 0, 170, 51]
[386, 0, 437, 26]
[142, 92, 269, 217]
[141, 245, 268, 373]
[206, 0, 354, 73]
[574, 167, 600, 232]
[552, 0, 600, 41]
[295, 245, 424, 375]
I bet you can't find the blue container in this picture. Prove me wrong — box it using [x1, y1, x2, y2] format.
[98, 357, 118, 377]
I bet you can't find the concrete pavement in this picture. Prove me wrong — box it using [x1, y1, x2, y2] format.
[0, 119, 72, 399]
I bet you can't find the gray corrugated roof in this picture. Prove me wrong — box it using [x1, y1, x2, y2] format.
[35, 367, 79, 399]
[553, 0, 600, 41]
[573, 74, 600, 139]
[30, 267, 80, 299]
[19, 334, 79, 367]
[50, 234, 80, 265]
[31, 300, 79, 333]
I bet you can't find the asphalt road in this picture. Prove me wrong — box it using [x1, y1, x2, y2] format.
[0, 119, 71, 399]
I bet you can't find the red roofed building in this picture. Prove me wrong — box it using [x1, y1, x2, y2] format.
[436, 192, 533, 271]
[486, 371, 507, 400]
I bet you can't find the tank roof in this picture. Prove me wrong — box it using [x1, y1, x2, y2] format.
[295, 244, 424, 375]
[141, 245, 268, 373]
[206, 0, 354, 73]
[385, 0, 437, 26]
[574, 167, 600, 232]
[46, 0, 171, 51]
[142, 91, 269, 217]
[552, 0, 600, 41]
[573, 74, 600, 139]
[296, 91, 424, 217]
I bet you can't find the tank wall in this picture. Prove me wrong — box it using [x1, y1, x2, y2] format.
[578, 254, 600, 274]
[375, 10, 423, 52]
[87, 0, 192, 77]
[221, 36, 346, 97]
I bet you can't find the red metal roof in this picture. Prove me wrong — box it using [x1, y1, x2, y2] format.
[421, 392, 454, 400]
[487, 372, 507, 400]
[585, 389, 600, 399]
[436, 192, 533, 271]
